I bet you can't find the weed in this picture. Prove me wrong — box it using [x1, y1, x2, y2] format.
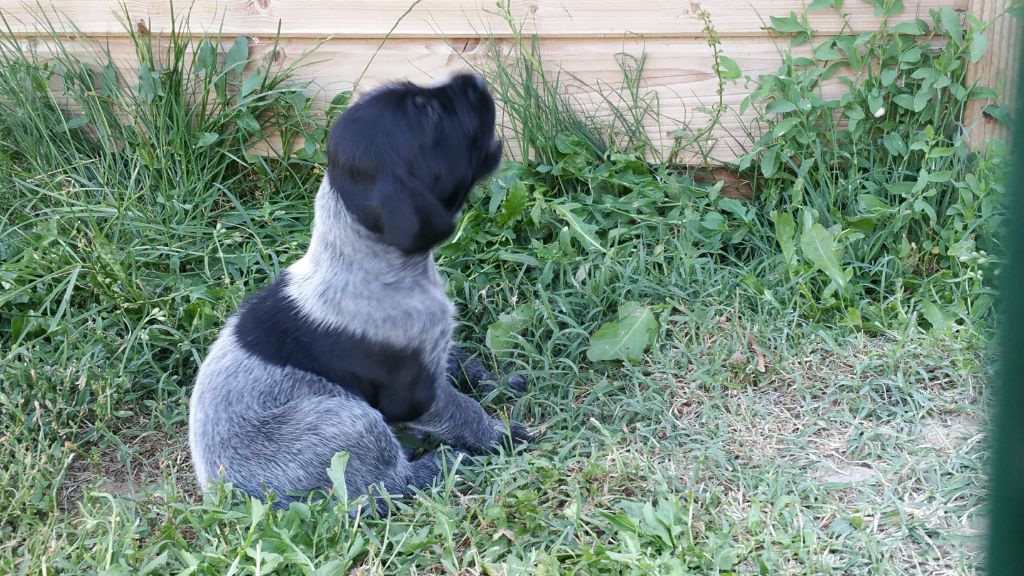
[739, 2, 1006, 332]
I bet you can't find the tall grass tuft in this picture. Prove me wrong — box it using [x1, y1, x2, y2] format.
[0, 9, 336, 565]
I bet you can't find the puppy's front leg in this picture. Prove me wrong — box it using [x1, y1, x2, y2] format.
[447, 346, 527, 395]
[407, 381, 530, 454]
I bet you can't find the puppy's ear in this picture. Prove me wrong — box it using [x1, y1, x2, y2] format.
[373, 176, 456, 254]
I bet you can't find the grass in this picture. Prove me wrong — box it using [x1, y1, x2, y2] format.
[0, 2, 999, 574]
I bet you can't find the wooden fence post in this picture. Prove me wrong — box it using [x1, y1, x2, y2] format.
[964, 0, 1022, 149]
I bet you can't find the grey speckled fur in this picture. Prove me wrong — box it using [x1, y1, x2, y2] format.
[188, 177, 522, 512]
[189, 74, 529, 512]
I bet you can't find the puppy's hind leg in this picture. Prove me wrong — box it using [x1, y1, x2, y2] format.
[215, 395, 458, 512]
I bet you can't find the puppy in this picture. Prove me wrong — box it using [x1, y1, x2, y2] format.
[188, 73, 529, 512]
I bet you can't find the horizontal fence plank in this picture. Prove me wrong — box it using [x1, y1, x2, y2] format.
[3, 0, 966, 39]
[19, 34, 871, 163]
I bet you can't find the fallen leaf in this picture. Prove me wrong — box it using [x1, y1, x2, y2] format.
[817, 464, 876, 484]
[746, 332, 768, 373]
[493, 529, 516, 543]
[692, 166, 754, 200]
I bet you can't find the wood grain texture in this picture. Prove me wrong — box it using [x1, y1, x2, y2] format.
[964, 0, 1020, 149]
[5, 0, 978, 162]
[21, 34, 851, 163]
[3, 0, 966, 38]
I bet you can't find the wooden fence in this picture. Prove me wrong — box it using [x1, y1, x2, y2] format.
[3, 0, 1017, 163]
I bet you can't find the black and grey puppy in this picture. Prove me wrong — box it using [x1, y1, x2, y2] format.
[188, 73, 529, 511]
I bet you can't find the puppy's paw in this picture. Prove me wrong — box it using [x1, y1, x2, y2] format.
[477, 372, 527, 398]
[449, 346, 529, 396]
[505, 373, 528, 393]
[507, 420, 533, 444]
[481, 418, 532, 454]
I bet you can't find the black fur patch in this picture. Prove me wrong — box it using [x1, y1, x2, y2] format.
[232, 273, 437, 423]
[326, 73, 503, 255]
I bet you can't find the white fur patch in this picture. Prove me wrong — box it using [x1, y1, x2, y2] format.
[284, 178, 455, 363]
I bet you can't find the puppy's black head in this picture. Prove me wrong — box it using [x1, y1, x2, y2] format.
[326, 73, 503, 254]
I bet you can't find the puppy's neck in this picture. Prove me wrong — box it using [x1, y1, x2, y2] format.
[283, 177, 455, 347]
[299, 177, 434, 278]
